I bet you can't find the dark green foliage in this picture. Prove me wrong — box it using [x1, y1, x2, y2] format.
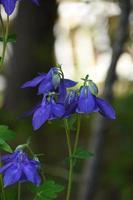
[31, 180, 64, 200]
[0, 34, 17, 43]
[73, 148, 93, 160]
[0, 125, 16, 141]
[0, 138, 13, 153]
[0, 125, 16, 152]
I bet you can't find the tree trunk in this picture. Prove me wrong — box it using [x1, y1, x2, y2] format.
[5, 0, 58, 109]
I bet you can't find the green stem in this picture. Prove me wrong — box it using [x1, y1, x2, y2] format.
[73, 115, 81, 154]
[64, 119, 73, 200]
[1, 14, 9, 68]
[17, 182, 21, 200]
[0, 154, 6, 200]
[0, 13, 5, 35]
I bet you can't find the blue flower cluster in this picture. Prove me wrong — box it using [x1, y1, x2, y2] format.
[0, 0, 39, 15]
[0, 150, 41, 187]
[21, 66, 116, 130]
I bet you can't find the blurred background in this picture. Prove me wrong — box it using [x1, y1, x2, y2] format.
[0, 0, 133, 199]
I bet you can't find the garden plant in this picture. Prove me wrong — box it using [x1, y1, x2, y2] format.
[0, 1, 116, 200]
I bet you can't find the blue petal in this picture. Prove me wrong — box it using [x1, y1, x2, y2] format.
[21, 73, 46, 88]
[32, 105, 51, 130]
[96, 97, 116, 119]
[22, 164, 41, 186]
[1, 0, 17, 15]
[3, 164, 22, 187]
[64, 101, 77, 117]
[32, 0, 39, 5]
[0, 162, 12, 173]
[52, 103, 65, 117]
[38, 79, 53, 94]
[58, 82, 67, 103]
[77, 87, 96, 113]
[63, 79, 77, 88]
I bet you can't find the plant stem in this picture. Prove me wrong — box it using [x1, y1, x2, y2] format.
[1, 14, 9, 69]
[0, 13, 5, 35]
[17, 182, 21, 200]
[64, 119, 73, 200]
[0, 154, 6, 200]
[73, 115, 81, 154]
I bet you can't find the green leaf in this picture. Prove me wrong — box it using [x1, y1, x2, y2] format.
[72, 148, 94, 160]
[31, 180, 64, 200]
[0, 37, 3, 42]
[0, 34, 17, 43]
[0, 125, 16, 141]
[0, 138, 13, 153]
[7, 34, 17, 43]
[63, 115, 77, 131]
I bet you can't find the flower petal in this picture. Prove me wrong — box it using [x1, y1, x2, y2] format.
[38, 80, 53, 94]
[32, 105, 50, 130]
[58, 82, 67, 103]
[96, 97, 116, 119]
[3, 164, 22, 187]
[52, 103, 65, 117]
[0, 162, 13, 173]
[77, 87, 96, 113]
[63, 79, 77, 88]
[1, 0, 17, 15]
[22, 163, 41, 186]
[21, 73, 46, 88]
[32, 0, 39, 5]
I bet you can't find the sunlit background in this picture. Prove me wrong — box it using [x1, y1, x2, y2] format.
[0, 0, 133, 199]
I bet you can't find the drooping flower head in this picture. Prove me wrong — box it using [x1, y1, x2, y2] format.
[32, 93, 65, 130]
[21, 66, 77, 130]
[1, 0, 39, 16]
[76, 75, 116, 119]
[0, 150, 41, 187]
[63, 90, 79, 117]
[21, 66, 77, 95]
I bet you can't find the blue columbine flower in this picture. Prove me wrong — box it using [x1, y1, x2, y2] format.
[0, 150, 41, 187]
[76, 85, 116, 119]
[64, 90, 79, 117]
[28, 94, 65, 130]
[21, 67, 77, 95]
[21, 67, 77, 130]
[1, 0, 39, 16]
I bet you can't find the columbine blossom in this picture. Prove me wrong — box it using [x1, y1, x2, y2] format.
[21, 67, 77, 130]
[21, 67, 77, 95]
[27, 95, 65, 130]
[64, 90, 78, 117]
[76, 85, 116, 119]
[1, 0, 39, 16]
[0, 150, 41, 187]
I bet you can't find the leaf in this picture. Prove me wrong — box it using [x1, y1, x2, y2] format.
[62, 115, 77, 131]
[7, 34, 17, 43]
[0, 34, 17, 43]
[72, 148, 94, 160]
[0, 37, 3, 42]
[0, 125, 16, 141]
[0, 138, 13, 153]
[31, 180, 64, 200]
